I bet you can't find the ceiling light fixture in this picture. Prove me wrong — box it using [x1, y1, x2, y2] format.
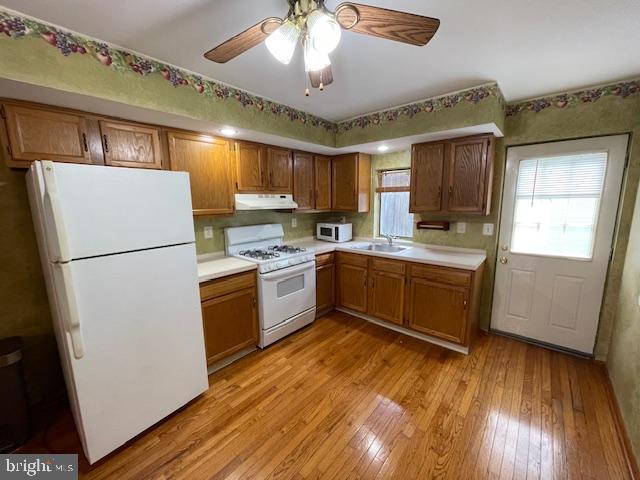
[265, 19, 300, 65]
[377, 145, 390, 152]
[303, 38, 330, 72]
[307, 9, 341, 54]
[220, 128, 238, 136]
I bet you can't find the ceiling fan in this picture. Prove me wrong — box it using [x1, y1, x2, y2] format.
[204, 0, 440, 95]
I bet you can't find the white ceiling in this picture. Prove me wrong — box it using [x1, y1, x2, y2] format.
[2, 0, 640, 122]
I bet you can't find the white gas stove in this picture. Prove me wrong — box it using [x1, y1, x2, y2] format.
[225, 224, 316, 347]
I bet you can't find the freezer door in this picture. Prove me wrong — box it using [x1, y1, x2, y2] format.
[52, 243, 208, 464]
[30, 161, 195, 261]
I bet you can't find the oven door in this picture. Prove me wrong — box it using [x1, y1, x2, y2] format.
[258, 261, 316, 330]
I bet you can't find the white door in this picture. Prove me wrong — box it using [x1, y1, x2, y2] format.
[30, 160, 195, 262]
[491, 135, 628, 354]
[53, 243, 208, 463]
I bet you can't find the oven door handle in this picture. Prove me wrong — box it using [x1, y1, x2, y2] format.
[260, 261, 315, 281]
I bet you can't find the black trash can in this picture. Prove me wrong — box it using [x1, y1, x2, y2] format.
[0, 337, 30, 452]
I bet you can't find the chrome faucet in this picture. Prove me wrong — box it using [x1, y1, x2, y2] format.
[382, 234, 396, 245]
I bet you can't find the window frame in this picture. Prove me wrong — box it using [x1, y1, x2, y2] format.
[376, 168, 414, 239]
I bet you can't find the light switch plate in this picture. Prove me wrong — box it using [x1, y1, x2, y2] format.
[203, 226, 213, 239]
[291, 218, 297, 228]
[483, 223, 495, 236]
[456, 222, 466, 234]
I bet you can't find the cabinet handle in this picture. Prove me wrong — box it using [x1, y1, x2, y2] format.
[463, 299, 468, 309]
[448, 185, 453, 197]
[103, 135, 109, 153]
[252, 296, 256, 307]
[269, 171, 273, 186]
[82, 133, 88, 152]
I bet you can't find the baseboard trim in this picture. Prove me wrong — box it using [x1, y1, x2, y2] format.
[335, 307, 469, 355]
[599, 363, 640, 480]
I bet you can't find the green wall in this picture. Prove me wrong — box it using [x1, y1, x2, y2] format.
[607, 179, 640, 461]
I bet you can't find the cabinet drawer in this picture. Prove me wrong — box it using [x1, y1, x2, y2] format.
[409, 264, 471, 287]
[200, 270, 256, 301]
[370, 258, 406, 275]
[336, 251, 368, 268]
[316, 252, 335, 267]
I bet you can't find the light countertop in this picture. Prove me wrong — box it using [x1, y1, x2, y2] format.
[197, 253, 257, 283]
[290, 237, 487, 271]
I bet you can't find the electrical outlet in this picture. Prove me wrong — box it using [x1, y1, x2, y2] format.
[483, 223, 495, 236]
[291, 218, 297, 228]
[456, 222, 466, 234]
[203, 226, 213, 239]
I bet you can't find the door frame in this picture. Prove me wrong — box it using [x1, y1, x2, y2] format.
[489, 134, 630, 355]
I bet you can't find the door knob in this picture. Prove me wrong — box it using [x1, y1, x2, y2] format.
[501, 245, 509, 251]
[499, 256, 508, 264]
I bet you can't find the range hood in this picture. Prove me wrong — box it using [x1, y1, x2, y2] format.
[235, 193, 298, 211]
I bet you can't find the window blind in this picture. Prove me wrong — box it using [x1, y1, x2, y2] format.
[516, 153, 607, 199]
[376, 169, 410, 193]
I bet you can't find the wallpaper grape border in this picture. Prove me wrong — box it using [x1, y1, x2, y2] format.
[505, 79, 640, 116]
[0, 8, 336, 132]
[1, 6, 639, 137]
[336, 83, 504, 133]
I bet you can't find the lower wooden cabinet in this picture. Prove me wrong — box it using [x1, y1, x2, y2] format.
[199, 271, 258, 365]
[407, 278, 468, 344]
[315, 253, 335, 317]
[336, 253, 368, 313]
[368, 259, 406, 326]
[335, 252, 484, 348]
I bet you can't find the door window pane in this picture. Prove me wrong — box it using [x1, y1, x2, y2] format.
[511, 153, 607, 259]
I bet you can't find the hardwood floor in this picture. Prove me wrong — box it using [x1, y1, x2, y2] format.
[21, 312, 634, 479]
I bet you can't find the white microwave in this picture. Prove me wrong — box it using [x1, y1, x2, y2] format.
[317, 223, 353, 243]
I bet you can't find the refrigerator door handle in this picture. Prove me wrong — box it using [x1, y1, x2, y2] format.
[60, 263, 85, 359]
[42, 161, 72, 263]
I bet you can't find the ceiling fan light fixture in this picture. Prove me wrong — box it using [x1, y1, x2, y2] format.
[303, 39, 330, 72]
[265, 19, 300, 65]
[307, 9, 341, 54]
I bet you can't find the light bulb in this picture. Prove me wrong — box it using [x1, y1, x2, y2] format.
[307, 9, 341, 54]
[304, 39, 330, 72]
[265, 20, 300, 65]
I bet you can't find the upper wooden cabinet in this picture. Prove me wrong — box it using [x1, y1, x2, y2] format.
[235, 141, 292, 193]
[445, 136, 493, 214]
[99, 120, 162, 169]
[267, 147, 293, 192]
[410, 134, 494, 215]
[235, 141, 265, 192]
[293, 152, 315, 210]
[331, 153, 371, 212]
[314, 155, 332, 210]
[410, 142, 445, 212]
[2, 104, 93, 165]
[167, 131, 235, 216]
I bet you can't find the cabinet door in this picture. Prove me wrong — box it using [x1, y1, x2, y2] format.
[332, 153, 358, 211]
[3, 105, 92, 164]
[314, 155, 332, 210]
[267, 147, 293, 192]
[337, 262, 368, 313]
[368, 270, 405, 325]
[201, 287, 258, 365]
[445, 136, 490, 214]
[235, 141, 266, 191]
[316, 262, 335, 316]
[100, 120, 162, 169]
[167, 131, 235, 215]
[410, 142, 445, 212]
[407, 278, 468, 344]
[293, 152, 315, 210]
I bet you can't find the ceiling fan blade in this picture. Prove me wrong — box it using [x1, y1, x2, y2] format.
[335, 3, 440, 46]
[204, 17, 282, 63]
[309, 65, 334, 89]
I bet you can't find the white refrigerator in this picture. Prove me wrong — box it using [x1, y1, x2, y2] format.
[26, 161, 209, 464]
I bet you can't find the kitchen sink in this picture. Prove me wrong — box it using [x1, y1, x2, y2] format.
[352, 244, 408, 253]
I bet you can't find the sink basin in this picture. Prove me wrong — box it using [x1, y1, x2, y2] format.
[353, 244, 408, 253]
